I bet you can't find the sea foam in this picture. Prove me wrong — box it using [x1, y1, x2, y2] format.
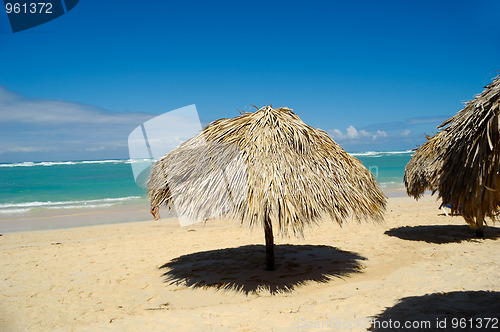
[0, 159, 156, 168]
[0, 196, 143, 214]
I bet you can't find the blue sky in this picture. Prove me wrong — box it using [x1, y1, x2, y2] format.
[0, 0, 499, 162]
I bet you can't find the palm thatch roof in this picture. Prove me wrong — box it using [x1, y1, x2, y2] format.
[404, 75, 500, 230]
[149, 106, 386, 269]
[404, 131, 445, 198]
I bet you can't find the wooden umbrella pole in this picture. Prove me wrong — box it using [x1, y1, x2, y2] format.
[476, 216, 484, 238]
[264, 208, 275, 271]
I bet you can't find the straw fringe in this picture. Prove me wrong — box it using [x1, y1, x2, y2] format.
[404, 132, 445, 198]
[148, 106, 386, 236]
[405, 75, 500, 224]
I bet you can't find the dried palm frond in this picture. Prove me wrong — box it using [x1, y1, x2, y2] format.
[437, 75, 500, 224]
[404, 131, 445, 198]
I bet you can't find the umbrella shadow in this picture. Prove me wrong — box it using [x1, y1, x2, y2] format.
[369, 291, 500, 331]
[160, 244, 366, 294]
[384, 225, 500, 244]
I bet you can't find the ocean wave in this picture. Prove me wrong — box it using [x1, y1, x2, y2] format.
[379, 181, 405, 188]
[350, 151, 380, 157]
[0, 208, 32, 214]
[0, 196, 143, 213]
[0, 152, 413, 168]
[0, 161, 37, 167]
[0, 159, 156, 168]
[47, 204, 115, 209]
[350, 150, 413, 157]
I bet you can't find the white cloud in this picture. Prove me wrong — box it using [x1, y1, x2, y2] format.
[0, 87, 149, 125]
[326, 117, 442, 151]
[330, 128, 346, 140]
[329, 125, 388, 141]
[401, 129, 411, 137]
[407, 117, 446, 125]
[0, 87, 156, 161]
[0, 146, 57, 153]
[85, 146, 106, 152]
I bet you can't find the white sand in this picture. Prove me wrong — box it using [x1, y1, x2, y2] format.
[1, 196, 499, 331]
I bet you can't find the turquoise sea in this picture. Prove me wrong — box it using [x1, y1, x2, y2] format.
[0, 150, 413, 220]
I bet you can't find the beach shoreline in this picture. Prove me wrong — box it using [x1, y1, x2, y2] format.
[0, 188, 411, 234]
[0, 195, 498, 331]
[0, 151, 413, 234]
[0, 199, 154, 234]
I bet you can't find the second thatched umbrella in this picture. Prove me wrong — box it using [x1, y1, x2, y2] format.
[405, 75, 500, 236]
[149, 106, 386, 270]
[404, 131, 445, 198]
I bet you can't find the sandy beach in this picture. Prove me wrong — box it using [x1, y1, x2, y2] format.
[1, 195, 499, 331]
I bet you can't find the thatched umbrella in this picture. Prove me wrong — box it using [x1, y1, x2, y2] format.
[404, 75, 500, 237]
[148, 106, 386, 270]
[404, 131, 445, 198]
